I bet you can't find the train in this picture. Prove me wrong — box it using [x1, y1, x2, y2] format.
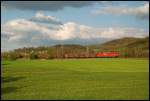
[63, 52, 120, 58]
[96, 52, 119, 58]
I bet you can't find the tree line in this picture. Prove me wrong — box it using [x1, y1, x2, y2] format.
[1, 44, 149, 60]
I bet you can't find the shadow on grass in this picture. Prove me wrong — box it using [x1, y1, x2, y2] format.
[1, 87, 18, 95]
[1, 86, 28, 96]
[1, 62, 11, 66]
[1, 76, 26, 95]
[1, 76, 25, 83]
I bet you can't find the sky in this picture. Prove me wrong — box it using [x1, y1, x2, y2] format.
[1, 1, 149, 51]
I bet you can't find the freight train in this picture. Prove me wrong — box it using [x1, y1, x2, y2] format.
[64, 52, 119, 58]
[96, 52, 119, 58]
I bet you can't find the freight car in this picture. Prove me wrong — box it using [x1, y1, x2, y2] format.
[96, 52, 119, 58]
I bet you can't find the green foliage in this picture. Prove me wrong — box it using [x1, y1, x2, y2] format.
[8, 52, 17, 60]
[1, 52, 9, 60]
[30, 51, 38, 59]
[1, 59, 149, 100]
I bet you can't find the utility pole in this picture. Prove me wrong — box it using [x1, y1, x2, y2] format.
[61, 44, 63, 59]
[84, 30, 89, 58]
[86, 43, 89, 58]
[60, 40, 64, 59]
[56, 46, 58, 58]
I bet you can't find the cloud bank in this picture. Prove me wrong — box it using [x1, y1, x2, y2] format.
[2, 12, 148, 51]
[1, 1, 96, 11]
[92, 2, 149, 20]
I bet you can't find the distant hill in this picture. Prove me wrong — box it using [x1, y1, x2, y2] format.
[1, 36, 149, 59]
[89, 36, 149, 57]
[53, 44, 86, 50]
[126, 37, 149, 49]
[90, 37, 148, 49]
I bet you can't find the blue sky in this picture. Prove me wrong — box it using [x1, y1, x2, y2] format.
[1, 1, 149, 51]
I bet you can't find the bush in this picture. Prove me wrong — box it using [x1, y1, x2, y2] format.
[1, 52, 9, 60]
[30, 51, 38, 59]
[9, 52, 17, 60]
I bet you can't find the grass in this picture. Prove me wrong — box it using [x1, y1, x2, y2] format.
[1, 58, 149, 100]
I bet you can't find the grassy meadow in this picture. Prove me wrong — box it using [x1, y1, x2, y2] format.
[1, 58, 149, 100]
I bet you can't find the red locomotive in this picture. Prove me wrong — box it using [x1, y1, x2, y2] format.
[96, 52, 119, 58]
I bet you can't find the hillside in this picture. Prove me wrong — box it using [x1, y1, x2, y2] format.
[89, 36, 149, 57]
[1, 36, 149, 59]
[89, 37, 148, 50]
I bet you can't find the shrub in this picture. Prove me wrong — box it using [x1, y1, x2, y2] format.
[9, 52, 17, 60]
[30, 51, 38, 59]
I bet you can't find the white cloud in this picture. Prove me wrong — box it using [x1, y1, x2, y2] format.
[54, 22, 77, 40]
[2, 19, 49, 41]
[92, 2, 149, 20]
[99, 27, 148, 38]
[1, 12, 149, 51]
[2, 16, 148, 42]
[30, 11, 62, 25]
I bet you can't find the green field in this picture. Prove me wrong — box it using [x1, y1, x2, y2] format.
[1, 58, 149, 100]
